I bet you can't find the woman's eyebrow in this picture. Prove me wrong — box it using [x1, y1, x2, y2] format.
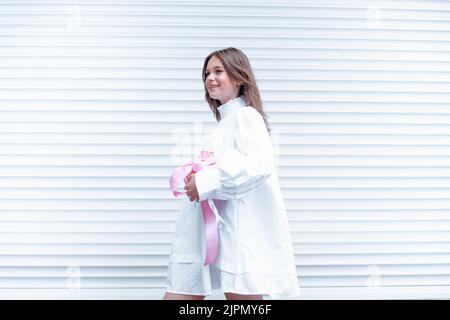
[205, 66, 222, 72]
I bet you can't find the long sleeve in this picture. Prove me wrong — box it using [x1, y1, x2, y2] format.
[195, 107, 274, 201]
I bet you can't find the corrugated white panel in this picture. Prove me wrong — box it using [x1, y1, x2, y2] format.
[0, 0, 450, 299]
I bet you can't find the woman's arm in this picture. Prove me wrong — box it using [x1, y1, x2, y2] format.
[194, 107, 274, 201]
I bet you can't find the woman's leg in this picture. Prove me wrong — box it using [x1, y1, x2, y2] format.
[163, 292, 206, 300]
[224, 292, 263, 300]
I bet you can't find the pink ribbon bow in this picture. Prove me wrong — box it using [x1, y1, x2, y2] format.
[169, 150, 224, 266]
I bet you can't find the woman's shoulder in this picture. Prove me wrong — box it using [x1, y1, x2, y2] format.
[235, 106, 265, 129]
[237, 105, 262, 120]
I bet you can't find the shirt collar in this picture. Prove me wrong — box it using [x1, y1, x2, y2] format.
[217, 96, 246, 119]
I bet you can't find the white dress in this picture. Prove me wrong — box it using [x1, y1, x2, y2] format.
[166, 96, 300, 299]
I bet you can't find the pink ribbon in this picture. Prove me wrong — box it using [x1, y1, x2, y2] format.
[169, 150, 223, 266]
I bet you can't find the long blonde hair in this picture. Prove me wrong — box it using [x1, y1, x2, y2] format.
[202, 47, 271, 133]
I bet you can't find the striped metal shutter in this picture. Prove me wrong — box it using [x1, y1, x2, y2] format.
[0, 0, 449, 299]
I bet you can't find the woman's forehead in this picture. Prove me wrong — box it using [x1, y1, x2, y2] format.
[206, 57, 223, 70]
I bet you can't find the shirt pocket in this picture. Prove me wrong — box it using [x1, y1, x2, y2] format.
[169, 198, 204, 263]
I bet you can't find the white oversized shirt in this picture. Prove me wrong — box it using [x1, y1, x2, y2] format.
[170, 96, 300, 297]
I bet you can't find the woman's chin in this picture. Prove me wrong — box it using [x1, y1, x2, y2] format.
[209, 93, 220, 100]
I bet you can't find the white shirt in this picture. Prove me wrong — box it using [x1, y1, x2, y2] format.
[169, 96, 300, 297]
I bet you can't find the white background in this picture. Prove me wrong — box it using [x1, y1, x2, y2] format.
[0, 0, 450, 299]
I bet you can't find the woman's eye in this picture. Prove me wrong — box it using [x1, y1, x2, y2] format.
[205, 70, 222, 77]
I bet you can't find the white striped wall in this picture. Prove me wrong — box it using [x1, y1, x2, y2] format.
[0, 0, 449, 299]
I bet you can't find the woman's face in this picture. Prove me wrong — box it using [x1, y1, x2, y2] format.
[205, 56, 241, 104]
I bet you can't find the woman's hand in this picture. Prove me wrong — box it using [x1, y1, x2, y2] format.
[184, 173, 199, 202]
